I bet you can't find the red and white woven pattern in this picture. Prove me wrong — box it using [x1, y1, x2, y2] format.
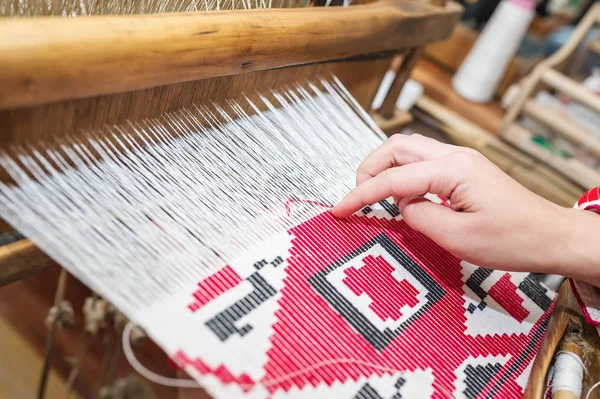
[571, 187, 600, 327]
[137, 198, 555, 399]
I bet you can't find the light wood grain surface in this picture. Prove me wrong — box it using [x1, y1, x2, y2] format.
[0, 0, 461, 110]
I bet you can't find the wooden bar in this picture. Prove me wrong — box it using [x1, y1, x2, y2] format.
[0, 240, 54, 287]
[415, 96, 583, 207]
[370, 107, 413, 134]
[542, 69, 600, 114]
[503, 123, 600, 190]
[525, 282, 581, 399]
[0, 0, 461, 110]
[377, 47, 423, 118]
[588, 37, 600, 56]
[523, 100, 600, 159]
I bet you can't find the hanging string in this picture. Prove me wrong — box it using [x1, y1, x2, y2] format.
[586, 381, 600, 399]
[122, 323, 454, 395]
[122, 323, 200, 388]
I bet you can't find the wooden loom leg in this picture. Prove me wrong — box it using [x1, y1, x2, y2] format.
[37, 268, 69, 399]
[377, 47, 424, 119]
[525, 281, 583, 399]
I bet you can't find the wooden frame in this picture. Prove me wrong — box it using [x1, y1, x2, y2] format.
[501, 3, 600, 191]
[0, 2, 465, 397]
[0, 0, 461, 110]
[415, 95, 583, 207]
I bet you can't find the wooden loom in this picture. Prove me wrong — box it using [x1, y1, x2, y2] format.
[0, 1, 463, 397]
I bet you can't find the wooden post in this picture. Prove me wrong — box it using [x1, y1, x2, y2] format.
[376, 47, 424, 119]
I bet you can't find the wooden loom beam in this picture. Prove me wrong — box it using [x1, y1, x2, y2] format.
[0, 240, 55, 286]
[0, 0, 461, 110]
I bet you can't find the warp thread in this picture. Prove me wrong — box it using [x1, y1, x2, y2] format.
[0, 0, 316, 17]
[0, 77, 385, 319]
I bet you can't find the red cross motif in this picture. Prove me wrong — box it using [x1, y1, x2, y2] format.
[343, 255, 419, 322]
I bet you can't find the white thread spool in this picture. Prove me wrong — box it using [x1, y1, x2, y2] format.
[452, 0, 535, 103]
[552, 352, 585, 399]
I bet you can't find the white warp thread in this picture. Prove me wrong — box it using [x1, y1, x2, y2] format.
[552, 351, 585, 398]
[0, 0, 315, 17]
[0, 77, 386, 322]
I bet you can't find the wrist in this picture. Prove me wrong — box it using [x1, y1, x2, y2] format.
[544, 207, 600, 285]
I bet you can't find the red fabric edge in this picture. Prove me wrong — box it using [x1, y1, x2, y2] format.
[568, 278, 600, 327]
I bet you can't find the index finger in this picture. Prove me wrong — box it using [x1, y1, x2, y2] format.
[334, 158, 459, 218]
[356, 134, 465, 186]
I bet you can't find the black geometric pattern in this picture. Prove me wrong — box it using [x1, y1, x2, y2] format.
[354, 377, 407, 399]
[378, 199, 400, 218]
[463, 363, 502, 399]
[205, 272, 276, 341]
[465, 267, 553, 315]
[309, 233, 445, 352]
[465, 268, 493, 314]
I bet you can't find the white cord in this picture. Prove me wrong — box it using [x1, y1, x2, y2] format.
[122, 323, 200, 388]
[123, 322, 455, 395]
[586, 381, 600, 399]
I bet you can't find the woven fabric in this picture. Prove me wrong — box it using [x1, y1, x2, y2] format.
[138, 198, 554, 398]
[571, 186, 600, 327]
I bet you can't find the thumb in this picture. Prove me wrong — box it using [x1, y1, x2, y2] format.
[399, 197, 466, 250]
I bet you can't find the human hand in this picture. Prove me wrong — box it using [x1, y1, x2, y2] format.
[333, 134, 599, 282]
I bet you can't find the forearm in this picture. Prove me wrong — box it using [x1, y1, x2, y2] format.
[545, 207, 600, 286]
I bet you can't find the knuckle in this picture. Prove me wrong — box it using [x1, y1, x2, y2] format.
[447, 151, 479, 171]
[401, 201, 419, 220]
[460, 147, 482, 157]
[388, 133, 405, 145]
[356, 163, 367, 175]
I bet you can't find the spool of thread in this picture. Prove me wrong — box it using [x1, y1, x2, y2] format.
[552, 352, 585, 399]
[452, 0, 535, 103]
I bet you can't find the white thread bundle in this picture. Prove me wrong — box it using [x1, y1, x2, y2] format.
[0, 0, 314, 17]
[552, 352, 585, 398]
[0, 78, 385, 320]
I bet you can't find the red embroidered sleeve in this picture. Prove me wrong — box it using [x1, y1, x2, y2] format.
[575, 186, 600, 213]
[570, 186, 600, 327]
